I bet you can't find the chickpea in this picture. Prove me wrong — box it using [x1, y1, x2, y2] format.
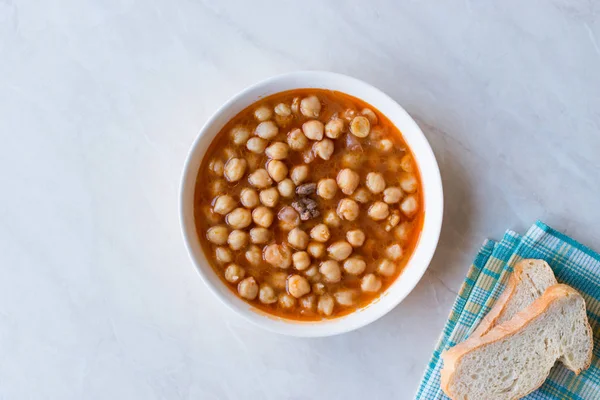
[255, 120, 279, 139]
[259, 187, 279, 208]
[302, 148, 316, 164]
[228, 229, 249, 251]
[394, 221, 412, 241]
[300, 95, 321, 118]
[319, 260, 342, 283]
[341, 152, 364, 169]
[343, 257, 366, 275]
[291, 97, 301, 114]
[224, 264, 245, 283]
[318, 294, 334, 316]
[325, 117, 344, 139]
[317, 178, 338, 200]
[278, 293, 296, 309]
[210, 188, 230, 211]
[377, 259, 396, 277]
[240, 188, 259, 208]
[327, 241, 353, 262]
[336, 168, 360, 195]
[207, 225, 228, 245]
[248, 168, 273, 189]
[238, 277, 259, 300]
[254, 105, 273, 122]
[266, 160, 288, 182]
[346, 229, 366, 247]
[245, 245, 262, 266]
[223, 147, 237, 160]
[300, 294, 316, 310]
[385, 210, 401, 232]
[312, 282, 326, 295]
[269, 271, 288, 290]
[287, 128, 308, 151]
[265, 142, 289, 160]
[337, 198, 359, 221]
[378, 132, 396, 149]
[304, 264, 321, 281]
[377, 139, 393, 152]
[360, 108, 378, 125]
[288, 227, 309, 250]
[223, 158, 247, 182]
[212, 194, 237, 215]
[292, 251, 311, 271]
[259, 284, 277, 304]
[400, 173, 418, 193]
[350, 115, 371, 138]
[229, 125, 250, 146]
[302, 120, 324, 141]
[342, 108, 357, 122]
[400, 195, 419, 217]
[274, 103, 291, 117]
[215, 246, 233, 264]
[368, 201, 389, 221]
[275, 113, 291, 128]
[250, 227, 271, 244]
[227, 147, 241, 160]
[334, 289, 357, 306]
[290, 165, 309, 185]
[363, 239, 376, 255]
[202, 205, 222, 225]
[226, 208, 252, 229]
[323, 210, 341, 227]
[386, 157, 403, 173]
[365, 172, 386, 194]
[400, 154, 414, 172]
[246, 137, 268, 154]
[277, 178, 295, 198]
[386, 243, 404, 260]
[310, 224, 330, 243]
[219, 144, 233, 157]
[252, 206, 274, 228]
[264, 243, 292, 268]
[246, 153, 261, 171]
[383, 187, 403, 204]
[307, 242, 326, 259]
[313, 139, 334, 160]
[352, 187, 371, 204]
[287, 275, 311, 298]
[361, 274, 382, 293]
[278, 206, 300, 231]
[209, 158, 224, 176]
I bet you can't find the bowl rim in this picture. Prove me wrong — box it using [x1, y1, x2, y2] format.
[180, 71, 443, 337]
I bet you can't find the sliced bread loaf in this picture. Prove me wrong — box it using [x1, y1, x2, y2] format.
[471, 259, 557, 338]
[441, 284, 593, 400]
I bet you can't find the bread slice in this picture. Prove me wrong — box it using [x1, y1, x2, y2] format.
[471, 259, 557, 338]
[441, 284, 593, 400]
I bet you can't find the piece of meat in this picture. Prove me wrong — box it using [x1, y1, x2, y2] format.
[296, 183, 316, 196]
[292, 197, 320, 221]
[345, 133, 363, 152]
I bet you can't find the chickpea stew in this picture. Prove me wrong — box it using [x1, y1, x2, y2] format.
[194, 89, 424, 320]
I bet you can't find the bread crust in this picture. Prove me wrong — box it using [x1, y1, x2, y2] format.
[441, 284, 594, 400]
[470, 259, 555, 338]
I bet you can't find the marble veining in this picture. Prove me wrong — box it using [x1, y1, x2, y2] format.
[0, 0, 599, 398]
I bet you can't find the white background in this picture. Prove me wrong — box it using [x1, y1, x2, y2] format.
[1, 0, 599, 399]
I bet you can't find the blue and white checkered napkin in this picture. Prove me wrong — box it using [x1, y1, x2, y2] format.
[416, 221, 600, 400]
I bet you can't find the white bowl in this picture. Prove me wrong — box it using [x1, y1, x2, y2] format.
[180, 71, 443, 337]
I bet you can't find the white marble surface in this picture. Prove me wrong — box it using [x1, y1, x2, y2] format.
[1, 0, 600, 398]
